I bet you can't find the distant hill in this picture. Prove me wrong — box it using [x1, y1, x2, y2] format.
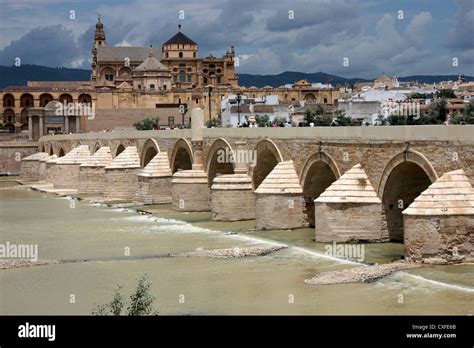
[0, 65, 90, 89]
[0, 64, 472, 89]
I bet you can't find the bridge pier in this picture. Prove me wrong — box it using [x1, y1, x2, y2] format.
[48, 145, 91, 190]
[104, 146, 141, 200]
[255, 160, 307, 230]
[171, 108, 211, 211]
[403, 169, 474, 264]
[314, 164, 386, 242]
[136, 152, 172, 204]
[211, 141, 255, 221]
[20, 152, 49, 183]
[78, 147, 113, 195]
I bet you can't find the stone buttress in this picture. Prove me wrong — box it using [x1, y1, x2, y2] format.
[104, 146, 141, 200]
[20, 152, 50, 183]
[136, 152, 172, 204]
[48, 145, 91, 190]
[79, 146, 113, 195]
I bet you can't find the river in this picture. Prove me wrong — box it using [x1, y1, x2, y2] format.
[1, 185, 473, 315]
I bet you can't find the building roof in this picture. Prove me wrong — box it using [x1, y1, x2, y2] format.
[135, 50, 169, 71]
[27, 81, 92, 89]
[164, 31, 197, 46]
[139, 152, 172, 177]
[255, 160, 303, 194]
[403, 169, 474, 216]
[97, 46, 162, 62]
[315, 164, 381, 204]
[80, 146, 113, 167]
[105, 146, 140, 169]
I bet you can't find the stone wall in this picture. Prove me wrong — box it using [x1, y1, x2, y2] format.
[104, 168, 141, 200]
[136, 176, 172, 204]
[171, 180, 210, 211]
[315, 203, 386, 242]
[51, 163, 81, 189]
[0, 143, 37, 175]
[404, 214, 474, 264]
[78, 166, 107, 195]
[20, 160, 41, 182]
[255, 194, 307, 230]
[211, 189, 255, 221]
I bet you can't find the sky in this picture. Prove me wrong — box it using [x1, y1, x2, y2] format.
[0, 0, 472, 78]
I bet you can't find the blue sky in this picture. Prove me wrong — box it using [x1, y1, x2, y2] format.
[0, 0, 472, 78]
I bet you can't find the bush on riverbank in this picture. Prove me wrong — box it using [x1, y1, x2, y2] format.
[92, 274, 158, 316]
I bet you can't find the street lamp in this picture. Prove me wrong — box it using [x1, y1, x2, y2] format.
[236, 91, 242, 126]
[208, 86, 213, 122]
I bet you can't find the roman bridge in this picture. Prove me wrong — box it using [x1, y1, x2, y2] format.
[36, 124, 473, 244]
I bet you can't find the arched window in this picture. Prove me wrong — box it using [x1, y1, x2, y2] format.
[179, 64, 185, 82]
[179, 52, 183, 58]
[3, 94, 15, 107]
[20, 94, 34, 108]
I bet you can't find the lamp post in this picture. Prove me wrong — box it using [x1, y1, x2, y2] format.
[208, 86, 213, 123]
[236, 91, 242, 126]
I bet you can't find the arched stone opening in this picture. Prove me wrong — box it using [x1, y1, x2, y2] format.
[252, 139, 283, 189]
[3, 93, 15, 108]
[39, 93, 54, 107]
[206, 138, 235, 186]
[300, 152, 340, 227]
[78, 94, 92, 105]
[20, 93, 34, 108]
[379, 151, 437, 242]
[92, 141, 102, 154]
[141, 139, 160, 167]
[170, 138, 193, 173]
[3, 109, 15, 123]
[59, 94, 73, 104]
[39, 142, 45, 152]
[115, 144, 125, 157]
[49, 144, 54, 156]
[59, 148, 65, 157]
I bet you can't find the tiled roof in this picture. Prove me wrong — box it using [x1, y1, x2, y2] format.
[22, 152, 50, 161]
[403, 169, 474, 216]
[211, 174, 253, 190]
[97, 46, 162, 62]
[163, 32, 197, 46]
[135, 51, 169, 71]
[315, 164, 380, 204]
[255, 160, 303, 194]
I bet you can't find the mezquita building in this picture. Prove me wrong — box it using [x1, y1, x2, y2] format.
[0, 17, 339, 139]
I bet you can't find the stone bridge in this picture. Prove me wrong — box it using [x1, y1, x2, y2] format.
[30, 120, 473, 264]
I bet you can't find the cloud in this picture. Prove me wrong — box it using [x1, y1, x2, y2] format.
[446, 0, 474, 50]
[0, 25, 78, 67]
[405, 12, 432, 44]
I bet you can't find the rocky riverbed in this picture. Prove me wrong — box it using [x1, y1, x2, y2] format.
[172, 245, 287, 259]
[305, 262, 421, 285]
[1, 259, 59, 270]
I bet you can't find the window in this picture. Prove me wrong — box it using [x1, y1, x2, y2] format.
[195, 98, 199, 104]
[179, 69, 185, 82]
[163, 85, 167, 91]
[165, 52, 169, 58]
[178, 99, 181, 104]
[138, 85, 141, 90]
[217, 76, 221, 84]
[203, 77, 208, 84]
[193, 52, 196, 58]
[105, 74, 113, 81]
[187, 75, 192, 82]
[179, 52, 183, 58]
[173, 75, 177, 82]
[324, 98, 328, 103]
[25, 100, 30, 107]
[150, 84, 155, 90]
[168, 116, 175, 127]
[98, 41, 102, 46]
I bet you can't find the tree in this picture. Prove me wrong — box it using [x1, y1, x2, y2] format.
[450, 99, 474, 124]
[375, 113, 388, 126]
[333, 110, 353, 126]
[436, 89, 456, 99]
[133, 118, 159, 130]
[387, 114, 407, 125]
[206, 117, 221, 128]
[92, 274, 158, 316]
[255, 114, 269, 127]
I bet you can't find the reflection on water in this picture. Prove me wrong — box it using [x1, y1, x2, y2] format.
[0, 188, 473, 315]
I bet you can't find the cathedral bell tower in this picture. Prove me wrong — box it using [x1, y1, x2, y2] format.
[91, 15, 107, 82]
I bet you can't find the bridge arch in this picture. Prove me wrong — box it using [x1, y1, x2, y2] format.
[206, 138, 235, 186]
[378, 149, 438, 241]
[48, 143, 54, 156]
[141, 138, 160, 167]
[115, 144, 126, 157]
[170, 138, 193, 173]
[300, 151, 340, 227]
[92, 141, 102, 154]
[58, 148, 65, 157]
[251, 138, 283, 189]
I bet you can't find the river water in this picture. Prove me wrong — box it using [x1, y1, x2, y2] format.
[1, 186, 473, 315]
